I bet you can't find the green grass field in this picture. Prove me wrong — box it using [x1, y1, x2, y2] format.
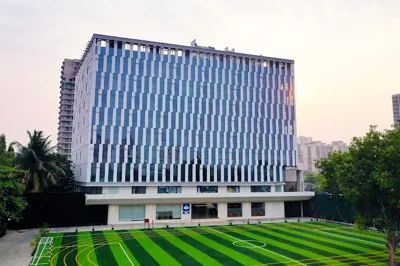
[30, 221, 399, 266]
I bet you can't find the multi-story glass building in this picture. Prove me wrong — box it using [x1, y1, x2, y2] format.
[72, 34, 313, 224]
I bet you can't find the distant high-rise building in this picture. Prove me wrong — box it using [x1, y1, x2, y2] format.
[296, 136, 313, 170]
[58, 59, 80, 159]
[331, 141, 348, 153]
[392, 94, 400, 126]
[297, 137, 348, 173]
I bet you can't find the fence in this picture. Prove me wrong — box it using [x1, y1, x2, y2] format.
[314, 193, 356, 222]
[8, 192, 108, 229]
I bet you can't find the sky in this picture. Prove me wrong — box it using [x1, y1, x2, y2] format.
[0, 0, 399, 145]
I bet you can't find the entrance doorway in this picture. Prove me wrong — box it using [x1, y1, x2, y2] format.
[191, 203, 218, 219]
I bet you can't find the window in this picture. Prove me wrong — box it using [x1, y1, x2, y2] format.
[108, 187, 119, 194]
[227, 186, 240, 193]
[101, 40, 106, 47]
[156, 205, 181, 220]
[275, 186, 283, 192]
[132, 186, 146, 194]
[197, 186, 218, 193]
[251, 186, 271, 193]
[251, 203, 265, 216]
[158, 186, 181, 194]
[119, 205, 145, 221]
[227, 203, 242, 217]
[79, 186, 102, 194]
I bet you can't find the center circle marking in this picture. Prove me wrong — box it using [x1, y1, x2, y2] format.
[233, 240, 266, 248]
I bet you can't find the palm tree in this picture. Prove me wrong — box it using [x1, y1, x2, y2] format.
[0, 134, 15, 167]
[13, 130, 65, 192]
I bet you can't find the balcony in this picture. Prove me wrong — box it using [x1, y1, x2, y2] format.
[61, 82, 75, 88]
[59, 110, 73, 116]
[60, 103, 73, 108]
[59, 116, 73, 121]
[61, 95, 74, 100]
[58, 139, 71, 144]
[58, 122, 72, 126]
[58, 133, 71, 138]
[61, 89, 74, 95]
[60, 99, 74, 105]
[58, 129, 71, 134]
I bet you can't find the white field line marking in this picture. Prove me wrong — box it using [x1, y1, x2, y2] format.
[51, 225, 274, 238]
[50, 231, 134, 238]
[208, 227, 307, 266]
[312, 226, 385, 239]
[51, 227, 207, 238]
[118, 242, 134, 266]
[316, 230, 383, 246]
[33, 237, 50, 266]
[30, 238, 44, 265]
[313, 226, 354, 231]
[51, 242, 120, 249]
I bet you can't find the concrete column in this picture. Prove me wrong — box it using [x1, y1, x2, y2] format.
[265, 202, 284, 219]
[242, 202, 251, 219]
[108, 205, 119, 225]
[218, 203, 227, 219]
[146, 204, 157, 222]
[181, 203, 191, 221]
[300, 201, 304, 217]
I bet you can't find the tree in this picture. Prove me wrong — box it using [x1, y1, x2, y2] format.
[304, 172, 322, 186]
[0, 165, 27, 237]
[48, 153, 76, 192]
[316, 126, 400, 265]
[0, 134, 15, 167]
[13, 130, 65, 192]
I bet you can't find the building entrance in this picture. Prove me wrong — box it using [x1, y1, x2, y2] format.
[191, 203, 218, 219]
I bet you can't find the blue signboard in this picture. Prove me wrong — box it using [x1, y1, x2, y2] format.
[183, 203, 190, 214]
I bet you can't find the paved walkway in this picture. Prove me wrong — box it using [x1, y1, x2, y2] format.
[0, 229, 38, 266]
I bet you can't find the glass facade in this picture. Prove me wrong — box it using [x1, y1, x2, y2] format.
[87, 37, 296, 184]
[119, 205, 145, 221]
[156, 204, 181, 220]
[197, 186, 218, 193]
[251, 186, 271, 192]
[227, 203, 242, 217]
[227, 186, 240, 193]
[132, 186, 146, 194]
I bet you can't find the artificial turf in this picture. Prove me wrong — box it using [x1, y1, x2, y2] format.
[30, 221, 399, 266]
